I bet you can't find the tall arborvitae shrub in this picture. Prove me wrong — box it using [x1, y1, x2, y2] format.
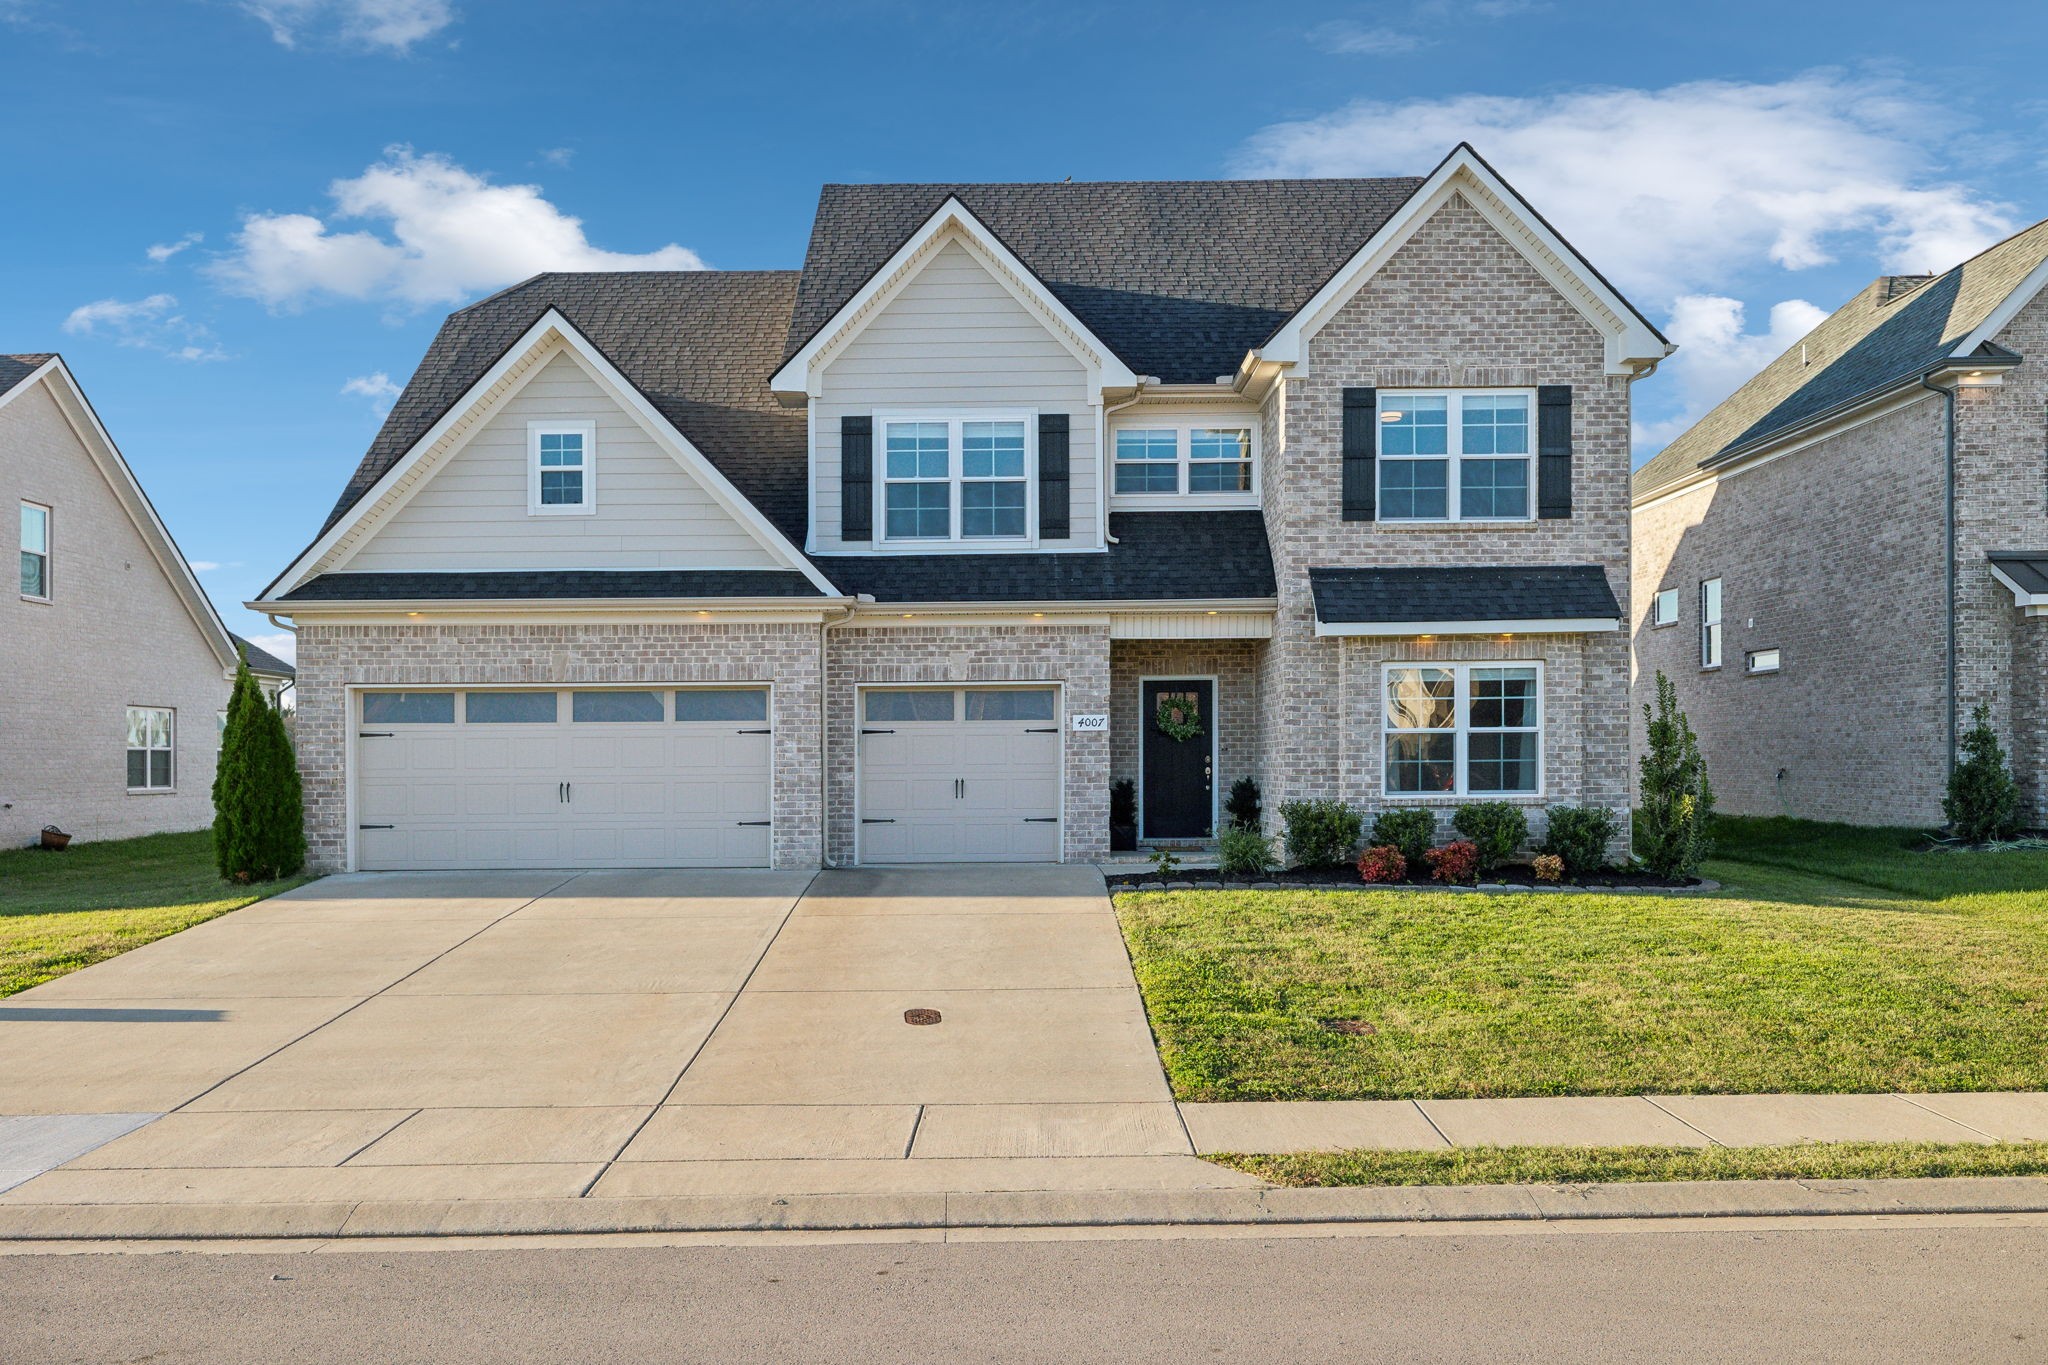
[1944, 705, 2021, 843]
[212, 652, 305, 882]
[1637, 671, 1714, 879]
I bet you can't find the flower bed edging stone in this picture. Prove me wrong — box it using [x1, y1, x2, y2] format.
[1106, 874, 1721, 896]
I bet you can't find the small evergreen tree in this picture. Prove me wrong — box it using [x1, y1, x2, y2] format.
[1637, 671, 1714, 878]
[213, 651, 305, 882]
[1944, 705, 2021, 843]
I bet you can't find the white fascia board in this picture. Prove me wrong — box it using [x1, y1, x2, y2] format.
[1986, 562, 2048, 609]
[263, 310, 840, 600]
[856, 597, 1277, 617]
[769, 197, 1138, 398]
[0, 356, 62, 414]
[1313, 616, 1621, 638]
[34, 358, 240, 671]
[1258, 146, 1671, 377]
[1951, 252, 2048, 357]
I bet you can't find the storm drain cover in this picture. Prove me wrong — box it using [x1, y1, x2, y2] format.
[1317, 1018, 1376, 1035]
[904, 1008, 942, 1026]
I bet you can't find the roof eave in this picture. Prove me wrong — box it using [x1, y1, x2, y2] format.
[1313, 616, 1620, 638]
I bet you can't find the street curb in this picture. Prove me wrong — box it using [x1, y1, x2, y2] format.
[2, 1176, 2046, 1243]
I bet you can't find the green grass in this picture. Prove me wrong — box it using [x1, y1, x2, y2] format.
[0, 830, 311, 996]
[1213, 1141, 2048, 1188]
[1116, 817, 2048, 1102]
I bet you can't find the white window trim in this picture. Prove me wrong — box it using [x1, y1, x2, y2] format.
[1700, 578, 1723, 669]
[873, 409, 1039, 548]
[20, 500, 51, 603]
[1376, 389, 1537, 525]
[126, 705, 175, 794]
[1746, 648, 1781, 675]
[1108, 413, 1261, 510]
[1380, 661, 1545, 799]
[1652, 587, 1679, 628]
[527, 420, 597, 517]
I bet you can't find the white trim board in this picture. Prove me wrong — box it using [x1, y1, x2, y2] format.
[1314, 617, 1620, 638]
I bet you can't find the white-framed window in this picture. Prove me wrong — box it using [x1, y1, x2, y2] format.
[1382, 662, 1542, 797]
[1700, 578, 1723, 668]
[1653, 588, 1679, 627]
[1746, 648, 1781, 675]
[877, 411, 1034, 543]
[527, 421, 596, 515]
[126, 706, 174, 792]
[1110, 417, 1257, 503]
[20, 501, 50, 600]
[1377, 390, 1534, 522]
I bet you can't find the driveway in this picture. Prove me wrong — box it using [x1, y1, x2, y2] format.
[0, 866, 1246, 1207]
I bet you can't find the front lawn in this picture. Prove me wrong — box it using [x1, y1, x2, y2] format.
[0, 830, 312, 997]
[1214, 1141, 2048, 1187]
[1116, 818, 2048, 1101]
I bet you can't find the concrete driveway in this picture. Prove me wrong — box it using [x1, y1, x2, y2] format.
[0, 865, 1240, 1209]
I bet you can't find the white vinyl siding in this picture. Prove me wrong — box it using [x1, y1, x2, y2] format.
[342, 351, 779, 572]
[812, 237, 1098, 550]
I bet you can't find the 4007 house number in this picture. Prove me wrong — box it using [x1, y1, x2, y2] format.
[1069, 714, 1109, 733]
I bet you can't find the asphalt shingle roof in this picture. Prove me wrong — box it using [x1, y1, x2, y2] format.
[278, 570, 823, 602]
[1308, 564, 1621, 626]
[229, 633, 296, 677]
[1634, 218, 2048, 500]
[1988, 552, 2048, 598]
[0, 353, 55, 400]
[784, 179, 1427, 385]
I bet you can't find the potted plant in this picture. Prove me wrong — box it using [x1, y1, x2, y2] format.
[1110, 779, 1138, 852]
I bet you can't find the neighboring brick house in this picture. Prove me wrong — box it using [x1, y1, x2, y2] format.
[254, 146, 1670, 873]
[1632, 219, 2048, 828]
[2, 354, 292, 848]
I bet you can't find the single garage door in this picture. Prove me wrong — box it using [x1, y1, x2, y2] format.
[857, 686, 1062, 863]
[354, 686, 772, 870]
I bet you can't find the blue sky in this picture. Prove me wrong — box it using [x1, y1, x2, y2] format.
[6, 0, 2046, 660]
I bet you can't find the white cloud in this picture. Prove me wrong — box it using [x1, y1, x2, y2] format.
[211, 147, 707, 309]
[539, 147, 575, 168]
[242, 631, 297, 666]
[1234, 71, 2017, 304]
[1310, 21, 1428, 56]
[188, 560, 220, 572]
[242, 0, 455, 52]
[62, 293, 227, 362]
[1632, 295, 1832, 449]
[341, 370, 402, 415]
[146, 232, 204, 263]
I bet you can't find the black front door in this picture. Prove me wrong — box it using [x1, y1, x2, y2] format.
[1141, 679, 1215, 840]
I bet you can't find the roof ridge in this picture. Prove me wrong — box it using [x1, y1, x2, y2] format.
[817, 175, 1428, 191]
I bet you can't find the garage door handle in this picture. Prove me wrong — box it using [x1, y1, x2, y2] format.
[862, 818, 895, 824]
[736, 820, 771, 827]
[860, 728, 894, 735]
[1025, 727, 1058, 733]
[1024, 817, 1059, 823]
[358, 732, 394, 738]
[357, 824, 394, 830]
[737, 728, 772, 734]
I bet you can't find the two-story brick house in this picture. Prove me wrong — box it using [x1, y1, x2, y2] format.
[254, 146, 1669, 873]
[1634, 218, 2048, 829]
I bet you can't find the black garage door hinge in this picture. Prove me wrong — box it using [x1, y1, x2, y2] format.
[357, 824, 395, 830]
[861, 818, 895, 824]
[860, 728, 895, 735]
[1023, 817, 1059, 823]
[737, 728, 772, 734]
[736, 820, 771, 827]
[357, 732, 394, 738]
[1025, 727, 1058, 733]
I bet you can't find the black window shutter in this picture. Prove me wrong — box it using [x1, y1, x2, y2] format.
[1038, 413, 1070, 539]
[1341, 387, 1376, 521]
[1537, 385, 1572, 519]
[841, 415, 872, 542]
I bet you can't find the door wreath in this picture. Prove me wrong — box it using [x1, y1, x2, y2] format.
[1153, 695, 1204, 743]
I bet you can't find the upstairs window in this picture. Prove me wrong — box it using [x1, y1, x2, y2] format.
[1111, 419, 1256, 500]
[20, 501, 50, 600]
[1378, 390, 1532, 522]
[878, 413, 1033, 543]
[1653, 588, 1679, 627]
[1700, 578, 1723, 668]
[528, 422, 595, 515]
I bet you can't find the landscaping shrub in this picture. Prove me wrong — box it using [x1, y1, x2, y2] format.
[1540, 805, 1618, 877]
[1945, 705, 2022, 843]
[1279, 798, 1363, 868]
[1637, 671, 1714, 879]
[1217, 825, 1277, 877]
[1356, 844, 1407, 884]
[212, 653, 305, 883]
[1224, 777, 1262, 831]
[1532, 853, 1565, 883]
[1369, 807, 1437, 864]
[1425, 840, 1478, 884]
[1452, 802, 1527, 873]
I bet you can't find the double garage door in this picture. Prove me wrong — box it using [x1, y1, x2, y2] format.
[856, 686, 1063, 863]
[354, 686, 772, 871]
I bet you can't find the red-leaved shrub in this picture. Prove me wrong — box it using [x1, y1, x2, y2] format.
[1356, 844, 1407, 884]
[1425, 840, 1479, 884]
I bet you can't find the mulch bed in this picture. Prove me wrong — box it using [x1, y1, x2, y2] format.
[1105, 862, 1701, 893]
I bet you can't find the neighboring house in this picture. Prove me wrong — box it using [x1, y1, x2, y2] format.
[2, 354, 294, 848]
[254, 145, 1670, 874]
[1633, 218, 2048, 828]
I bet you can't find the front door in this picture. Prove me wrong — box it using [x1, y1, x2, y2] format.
[1141, 679, 1214, 840]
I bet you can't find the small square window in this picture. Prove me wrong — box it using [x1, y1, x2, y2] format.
[1653, 588, 1679, 627]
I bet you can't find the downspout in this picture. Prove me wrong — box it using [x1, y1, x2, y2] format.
[1921, 372, 1960, 775]
[1100, 383, 1150, 544]
[819, 596, 866, 868]
[262, 611, 298, 707]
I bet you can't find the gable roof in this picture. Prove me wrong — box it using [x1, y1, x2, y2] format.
[1308, 564, 1621, 635]
[229, 633, 295, 678]
[1, 354, 57, 400]
[1635, 217, 2048, 501]
[785, 178, 1426, 385]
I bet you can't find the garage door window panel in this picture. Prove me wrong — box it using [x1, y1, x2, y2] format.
[675, 689, 769, 722]
[573, 690, 665, 723]
[466, 692, 558, 724]
[963, 688, 1056, 721]
[865, 690, 956, 722]
[363, 693, 455, 724]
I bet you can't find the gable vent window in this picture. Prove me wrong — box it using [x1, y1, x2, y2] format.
[1377, 390, 1533, 523]
[20, 501, 50, 600]
[1110, 418, 1257, 504]
[528, 422, 595, 515]
[877, 412, 1035, 544]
